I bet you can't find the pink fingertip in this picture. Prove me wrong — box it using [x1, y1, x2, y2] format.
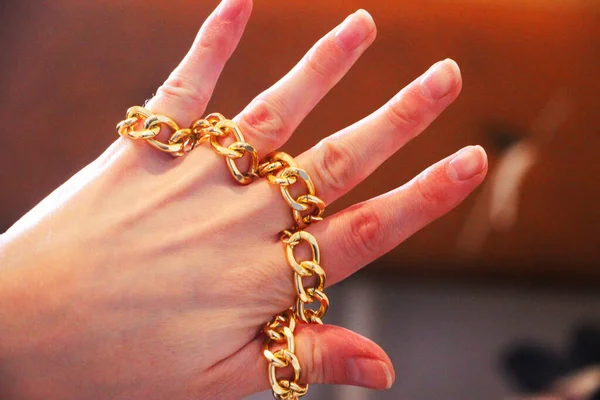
[346, 357, 393, 389]
[217, 0, 245, 20]
[420, 59, 461, 100]
[447, 145, 487, 181]
[335, 9, 375, 51]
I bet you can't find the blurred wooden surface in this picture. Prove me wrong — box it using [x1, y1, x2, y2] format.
[1, 0, 599, 280]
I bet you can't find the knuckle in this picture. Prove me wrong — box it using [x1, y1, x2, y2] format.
[238, 97, 288, 148]
[303, 43, 335, 80]
[341, 205, 383, 259]
[413, 168, 453, 217]
[312, 138, 356, 197]
[385, 93, 423, 132]
[156, 74, 211, 108]
[303, 329, 328, 384]
[196, 25, 232, 62]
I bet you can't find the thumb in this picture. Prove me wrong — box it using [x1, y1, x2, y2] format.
[211, 324, 394, 398]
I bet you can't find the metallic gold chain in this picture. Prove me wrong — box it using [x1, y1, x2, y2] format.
[117, 107, 259, 184]
[117, 106, 201, 157]
[258, 153, 329, 399]
[117, 108, 328, 399]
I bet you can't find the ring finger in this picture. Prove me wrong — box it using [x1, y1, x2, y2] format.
[297, 58, 464, 205]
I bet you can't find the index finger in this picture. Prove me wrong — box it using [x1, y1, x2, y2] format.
[145, 0, 252, 130]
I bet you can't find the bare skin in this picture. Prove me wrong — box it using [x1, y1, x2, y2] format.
[0, 0, 488, 399]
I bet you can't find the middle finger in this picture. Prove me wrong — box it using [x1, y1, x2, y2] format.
[234, 9, 377, 155]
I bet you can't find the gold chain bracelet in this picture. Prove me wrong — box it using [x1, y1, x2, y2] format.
[117, 107, 329, 399]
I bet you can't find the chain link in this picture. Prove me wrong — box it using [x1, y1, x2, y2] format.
[258, 153, 325, 230]
[116, 106, 201, 157]
[258, 153, 329, 398]
[117, 107, 259, 184]
[116, 108, 328, 399]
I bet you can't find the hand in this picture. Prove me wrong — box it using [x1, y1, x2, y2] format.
[0, 0, 488, 399]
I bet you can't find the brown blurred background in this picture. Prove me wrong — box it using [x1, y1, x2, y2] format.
[1, 0, 599, 399]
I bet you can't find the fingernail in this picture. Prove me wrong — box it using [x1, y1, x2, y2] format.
[420, 59, 460, 100]
[447, 145, 487, 181]
[346, 358, 393, 389]
[335, 9, 375, 51]
[217, 0, 244, 20]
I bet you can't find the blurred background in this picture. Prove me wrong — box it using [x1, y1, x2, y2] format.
[1, 0, 599, 399]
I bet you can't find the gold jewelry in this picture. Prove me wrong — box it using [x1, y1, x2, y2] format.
[258, 153, 328, 399]
[116, 106, 201, 157]
[117, 108, 328, 399]
[116, 107, 259, 184]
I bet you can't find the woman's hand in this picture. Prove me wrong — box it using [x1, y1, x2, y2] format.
[0, 0, 487, 399]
